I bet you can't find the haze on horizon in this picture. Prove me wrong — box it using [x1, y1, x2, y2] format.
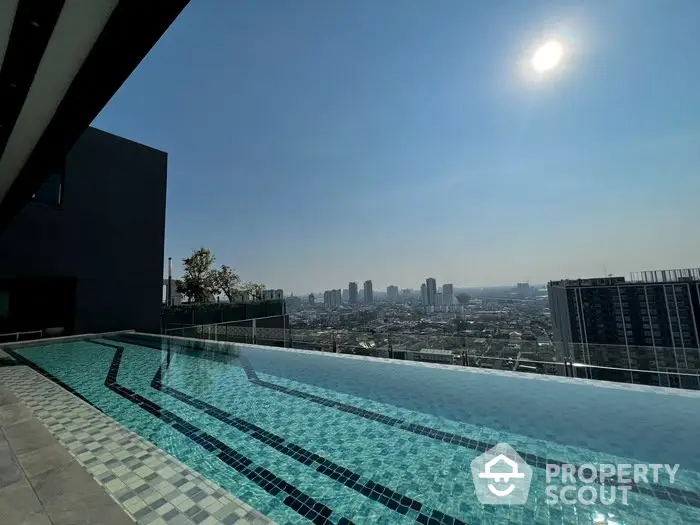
[93, 1, 700, 293]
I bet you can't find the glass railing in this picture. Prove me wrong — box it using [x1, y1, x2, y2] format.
[162, 321, 700, 390]
[163, 315, 290, 347]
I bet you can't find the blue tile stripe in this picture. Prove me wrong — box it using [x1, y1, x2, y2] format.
[104, 334, 700, 511]
[150, 354, 467, 525]
[93, 340, 352, 525]
[4, 348, 106, 413]
[237, 358, 700, 510]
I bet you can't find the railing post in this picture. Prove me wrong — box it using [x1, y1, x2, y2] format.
[252, 319, 257, 345]
[283, 314, 288, 348]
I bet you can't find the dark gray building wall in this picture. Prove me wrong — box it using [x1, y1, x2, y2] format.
[0, 127, 167, 334]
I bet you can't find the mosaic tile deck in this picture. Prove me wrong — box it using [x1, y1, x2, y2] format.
[0, 364, 274, 525]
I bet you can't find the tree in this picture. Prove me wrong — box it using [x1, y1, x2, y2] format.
[213, 265, 241, 302]
[177, 248, 217, 303]
[243, 282, 266, 301]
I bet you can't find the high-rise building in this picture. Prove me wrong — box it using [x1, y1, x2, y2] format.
[349, 282, 359, 304]
[308, 293, 315, 305]
[516, 282, 530, 297]
[548, 269, 700, 387]
[323, 289, 342, 309]
[442, 284, 454, 309]
[285, 295, 302, 312]
[387, 285, 399, 302]
[364, 280, 373, 304]
[426, 278, 437, 306]
[263, 289, 283, 300]
[421, 283, 428, 305]
[342, 289, 349, 302]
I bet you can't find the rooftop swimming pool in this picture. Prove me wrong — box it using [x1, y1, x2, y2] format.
[7, 333, 700, 524]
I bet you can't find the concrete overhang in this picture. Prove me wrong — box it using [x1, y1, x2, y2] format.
[0, 0, 190, 230]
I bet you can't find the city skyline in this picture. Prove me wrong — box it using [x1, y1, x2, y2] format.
[168, 262, 700, 298]
[92, 1, 700, 293]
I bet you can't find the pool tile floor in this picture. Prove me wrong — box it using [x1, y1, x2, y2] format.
[0, 365, 274, 525]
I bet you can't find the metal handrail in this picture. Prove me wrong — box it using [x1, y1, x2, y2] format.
[0, 329, 43, 341]
[571, 361, 700, 377]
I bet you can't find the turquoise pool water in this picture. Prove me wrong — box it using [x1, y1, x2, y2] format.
[11, 333, 700, 525]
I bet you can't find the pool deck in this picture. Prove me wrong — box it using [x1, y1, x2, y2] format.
[0, 347, 274, 525]
[0, 385, 134, 525]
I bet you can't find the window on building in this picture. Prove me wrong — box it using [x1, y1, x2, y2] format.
[32, 170, 64, 206]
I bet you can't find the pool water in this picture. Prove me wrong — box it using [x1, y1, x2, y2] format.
[11, 333, 700, 525]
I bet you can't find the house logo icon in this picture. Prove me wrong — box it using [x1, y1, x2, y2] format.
[471, 443, 533, 504]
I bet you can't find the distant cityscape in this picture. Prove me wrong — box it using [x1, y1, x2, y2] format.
[279, 268, 700, 389]
[163, 266, 700, 390]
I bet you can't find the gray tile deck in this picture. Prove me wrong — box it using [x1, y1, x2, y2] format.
[0, 386, 133, 525]
[0, 364, 275, 525]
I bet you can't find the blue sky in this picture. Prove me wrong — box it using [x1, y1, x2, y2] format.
[93, 0, 700, 293]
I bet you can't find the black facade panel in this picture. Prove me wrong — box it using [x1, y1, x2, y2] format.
[0, 127, 167, 334]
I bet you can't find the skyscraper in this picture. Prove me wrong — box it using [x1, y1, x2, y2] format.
[324, 289, 342, 308]
[364, 280, 373, 304]
[442, 284, 454, 310]
[332, 289, 341, 308]
[516, 282, 530, 298]
[426, 278, 437, 306]
[387, 285, 399, 301]
[420, 283, 428, 305]
[547, 268, 700, 387]
[342, 289, 349, 302]
[349, 282, 358, 304]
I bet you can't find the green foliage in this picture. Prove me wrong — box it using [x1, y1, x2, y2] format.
[213, 264, 241, 302]
[175, 248, 266, 304]
[243, 282, 266, 301]
[177, 247, 217, 303]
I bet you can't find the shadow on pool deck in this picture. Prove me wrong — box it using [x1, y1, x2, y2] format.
[0, 386, 134, 525]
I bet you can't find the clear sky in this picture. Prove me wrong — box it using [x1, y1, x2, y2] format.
[93, 0, 700, 293]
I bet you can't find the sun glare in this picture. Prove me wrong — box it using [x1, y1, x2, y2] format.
[531, 40, 564, 73]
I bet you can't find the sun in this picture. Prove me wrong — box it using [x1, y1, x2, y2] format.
[531, 40, 564, 73]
